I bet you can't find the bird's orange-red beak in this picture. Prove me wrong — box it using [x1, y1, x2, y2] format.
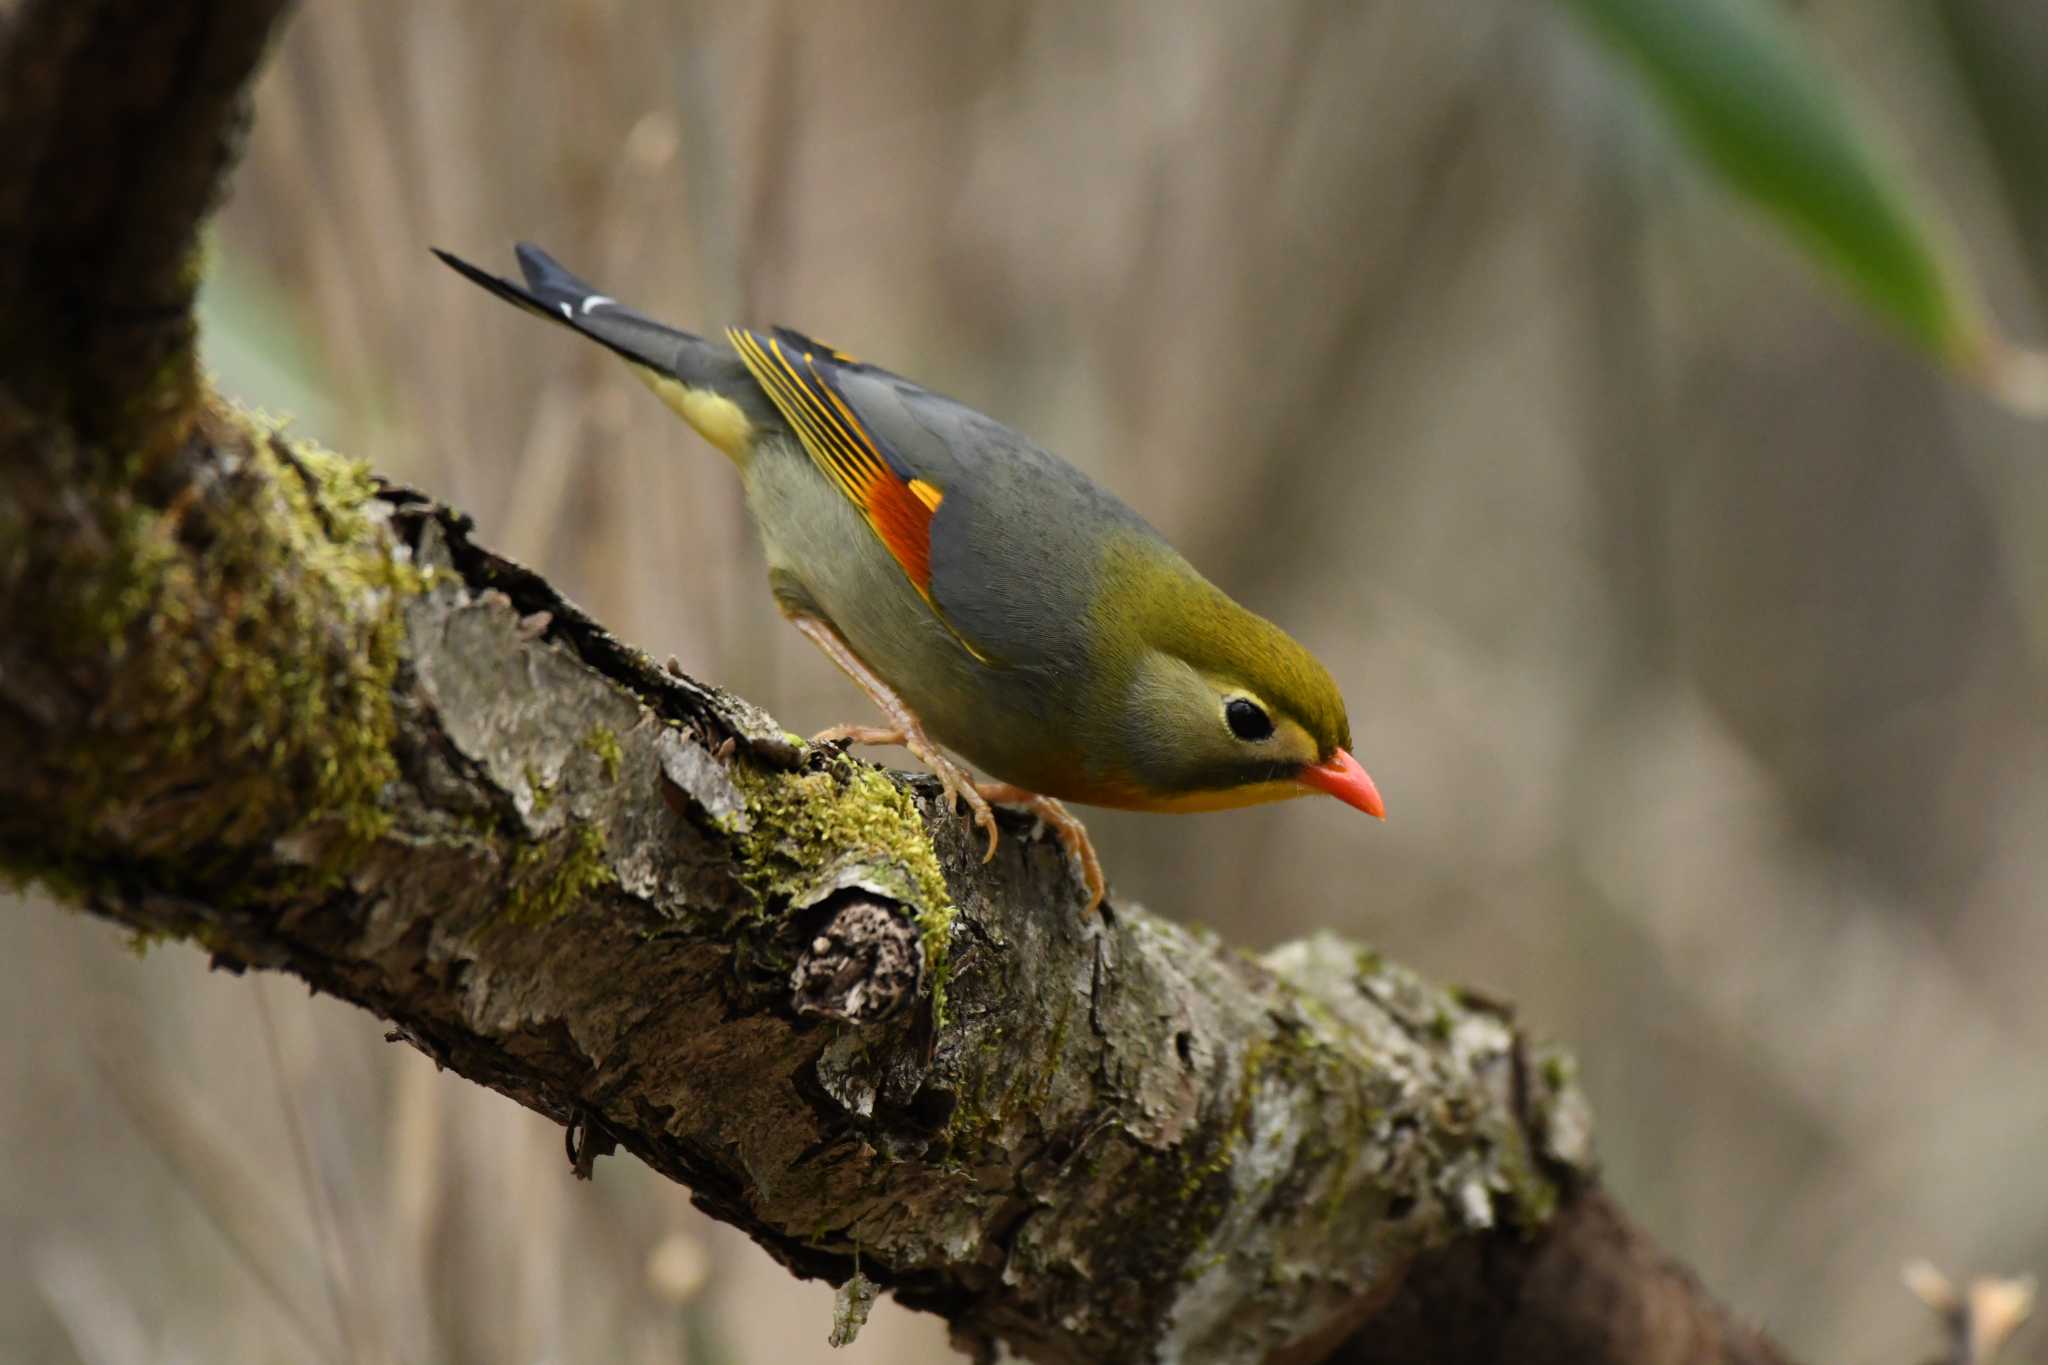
[1298, 749, 1385, 820]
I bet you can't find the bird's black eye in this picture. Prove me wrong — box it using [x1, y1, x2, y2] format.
[1225, 698, 1273, 742]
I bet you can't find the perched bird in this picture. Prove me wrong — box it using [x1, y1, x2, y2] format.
[436, 244, 1384, 911]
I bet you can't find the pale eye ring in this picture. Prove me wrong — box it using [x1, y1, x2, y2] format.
[1225, 697, 1274, 742]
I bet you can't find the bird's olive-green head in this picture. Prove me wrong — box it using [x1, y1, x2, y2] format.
[1088, 537, 1383, 816]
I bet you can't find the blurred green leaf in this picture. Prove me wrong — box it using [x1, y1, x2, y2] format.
[1563, 0, 2048, 414]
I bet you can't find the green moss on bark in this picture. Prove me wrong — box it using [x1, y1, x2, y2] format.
[730, 758, 949, 909]
[728, 755, 958, 1021]
[503, 825, 617, 925]
[584, 725, 624, 782]
[4, 398, 422, 889]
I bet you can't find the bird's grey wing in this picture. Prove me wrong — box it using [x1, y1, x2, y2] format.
[826, 357, 1159, 674]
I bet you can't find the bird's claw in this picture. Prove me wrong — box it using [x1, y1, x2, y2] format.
[1039, 799, 1106, 915]
[818, 718, 1001, 861]
[970, 783, 1105, 915]
[910, 736, 999, 861]
[811, 717, 1103, 910]
[971, 802, 999, 862]
[810, 723, 906, 748]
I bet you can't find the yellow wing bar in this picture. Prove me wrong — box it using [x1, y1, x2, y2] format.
[729, 328, 942, 592]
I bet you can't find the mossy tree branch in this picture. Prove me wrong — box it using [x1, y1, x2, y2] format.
[0, 2, 1795, 1362]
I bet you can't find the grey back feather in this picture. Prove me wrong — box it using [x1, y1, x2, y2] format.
[831, 365, 1161, 673]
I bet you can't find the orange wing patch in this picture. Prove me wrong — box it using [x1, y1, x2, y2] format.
[729, 328, 943, 592]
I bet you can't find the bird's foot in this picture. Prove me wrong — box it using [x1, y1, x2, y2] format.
[815, 721, 999, 862]
[973, 783, 1106, 916]
[782, 611, 997, 860]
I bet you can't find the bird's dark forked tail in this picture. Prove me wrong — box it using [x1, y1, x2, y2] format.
[434, 241, 770, 461]
[432, 242, 702, 380]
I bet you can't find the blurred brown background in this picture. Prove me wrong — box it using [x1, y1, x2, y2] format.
[7, 2, 2047, 1361]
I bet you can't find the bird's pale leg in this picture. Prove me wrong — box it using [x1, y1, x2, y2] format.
[812, 723, 908, 747]
[783, 611, 1000, 860]
[971, 782, 1106, 915]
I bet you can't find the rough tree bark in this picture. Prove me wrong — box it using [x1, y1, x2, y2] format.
[0, 3, 1794, 1362]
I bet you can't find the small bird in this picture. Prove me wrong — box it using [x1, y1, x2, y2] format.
[436, 244, 1384, 911]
